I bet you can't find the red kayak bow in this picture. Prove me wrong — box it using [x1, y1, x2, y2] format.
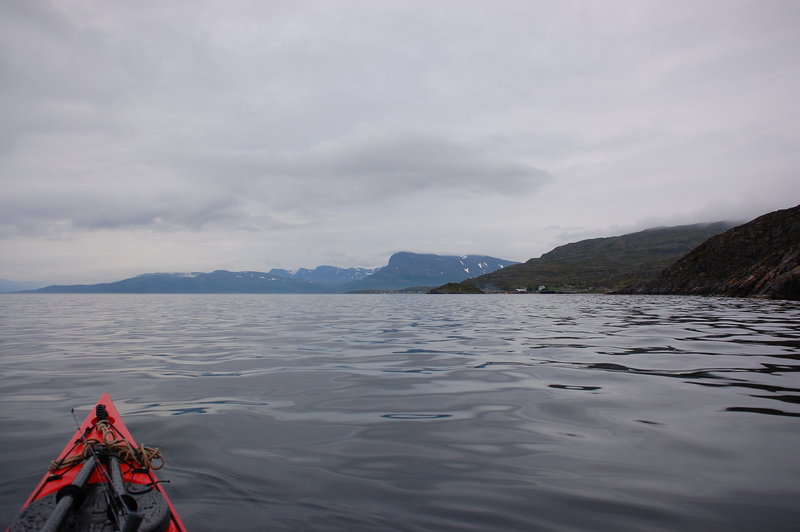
[7, 393, 187, 532]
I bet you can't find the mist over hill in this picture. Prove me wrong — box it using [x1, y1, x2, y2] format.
[623, 204, 800, 300]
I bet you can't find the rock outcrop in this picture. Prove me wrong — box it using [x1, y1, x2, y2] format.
[625, 204, 800, 300]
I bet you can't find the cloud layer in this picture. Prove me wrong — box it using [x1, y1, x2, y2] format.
[2, 0, 799, 282]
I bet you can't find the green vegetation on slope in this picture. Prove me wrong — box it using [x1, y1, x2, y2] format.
[429, 282, 484, 294]
[451, 222, 735, 292]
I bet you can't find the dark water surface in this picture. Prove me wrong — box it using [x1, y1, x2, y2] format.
[1, 294, 799, 531]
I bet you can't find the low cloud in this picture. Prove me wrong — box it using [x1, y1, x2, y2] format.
[294, 127, 549, 195]
[211, 126, 552, 207]
[0, 124, 550, 236]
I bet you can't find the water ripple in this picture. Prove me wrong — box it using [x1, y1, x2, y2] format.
[1, 294, 799, 531]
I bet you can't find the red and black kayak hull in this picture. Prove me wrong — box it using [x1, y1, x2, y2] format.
[7, 393, 187, 532]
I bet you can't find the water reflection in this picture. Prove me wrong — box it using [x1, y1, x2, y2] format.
[725, 407, 800, 417]
[381, 413, 453, 420]
[547, 384, 602, 391]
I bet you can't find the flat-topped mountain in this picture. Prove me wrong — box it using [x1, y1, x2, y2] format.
[439, 222, 735, 293]
[623, 204, 800, 300]
[342, 252, 518, 291]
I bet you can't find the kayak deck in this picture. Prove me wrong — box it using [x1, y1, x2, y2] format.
[7, 394, 186, 532]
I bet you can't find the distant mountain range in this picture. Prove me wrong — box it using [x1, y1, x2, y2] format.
[267, 265, 378, 286]
[13, 206, 800, 300]
[23, 252, 518, 294]
[28, 271, 331, 294]
[0, 279, 48, 293]
[434, 222, 737, 293]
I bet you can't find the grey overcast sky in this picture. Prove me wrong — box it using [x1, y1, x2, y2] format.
[2, 0, 799, 283]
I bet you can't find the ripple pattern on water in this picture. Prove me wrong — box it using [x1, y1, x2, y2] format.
[1, 293, 799, 531]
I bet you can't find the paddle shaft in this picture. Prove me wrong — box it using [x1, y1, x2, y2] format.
[40, 455, 97, 532]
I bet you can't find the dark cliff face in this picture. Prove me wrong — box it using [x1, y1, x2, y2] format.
[630, 204, 800, 300]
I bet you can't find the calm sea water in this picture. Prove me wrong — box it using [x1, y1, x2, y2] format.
[1, 294, 798, 531]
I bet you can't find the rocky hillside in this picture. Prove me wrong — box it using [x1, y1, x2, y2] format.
[624, 204, 800, 300]
[443, 222, 734, 292]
